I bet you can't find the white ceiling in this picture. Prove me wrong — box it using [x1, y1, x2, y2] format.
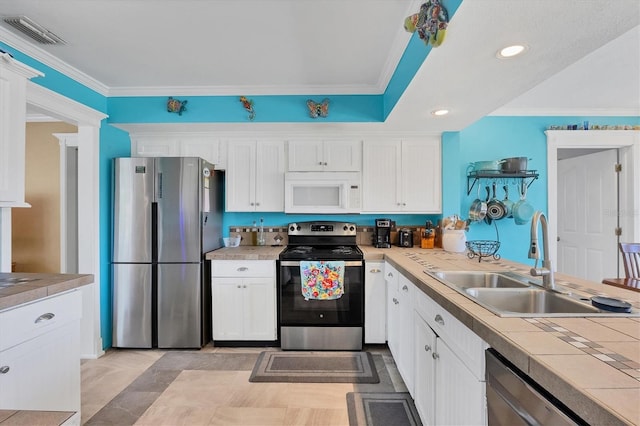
[1, 0, 638, 132]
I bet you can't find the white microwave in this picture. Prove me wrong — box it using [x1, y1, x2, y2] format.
[284, 172, 361, 214]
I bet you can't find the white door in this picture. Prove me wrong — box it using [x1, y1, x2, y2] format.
[226, 141, 257, 211]
[243, 277, 276, 340]
[557, 149, 618, 282]
[254, 141, 285, 212]
[362, 140, 401, 212]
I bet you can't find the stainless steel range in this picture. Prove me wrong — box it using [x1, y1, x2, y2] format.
[278, 221, 364, 350]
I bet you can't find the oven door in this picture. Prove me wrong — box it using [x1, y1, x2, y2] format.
[278, 260, 364, 326]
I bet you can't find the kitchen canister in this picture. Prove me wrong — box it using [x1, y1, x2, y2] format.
[442, 230, 467, 253]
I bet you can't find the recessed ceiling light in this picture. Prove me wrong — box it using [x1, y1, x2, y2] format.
[497, 44, 527, 58]
[431, 109, 449, 116]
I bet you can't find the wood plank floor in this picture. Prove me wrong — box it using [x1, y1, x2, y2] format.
[80, 345, 405, 425]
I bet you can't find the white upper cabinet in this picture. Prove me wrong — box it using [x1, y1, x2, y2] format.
[0, 55, 43, 207]
[226, 140, 285, 212]
[362, 138, 441, 213]
[131, 134, 226, 169]
[288, 139, 362, 171]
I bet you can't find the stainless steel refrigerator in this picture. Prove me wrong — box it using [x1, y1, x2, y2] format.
[112, 157, 223, 348]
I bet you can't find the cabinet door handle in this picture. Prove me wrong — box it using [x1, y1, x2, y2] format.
[237, 267, 249, 272]
[250, 202, 255, 206]
[243, 285, 247, 288]
[237, 285, 242, 288]
[387, 272, 394, 278]
[318, 161, 323, 166]
[434, 314, 445, 326]
[0, 366, 9, 374]
[432, 352, 439, 360]
[402, 285, 408, 292]
[255, 202, 260, 206]
[370, 268, 381, 273]
[35, 312, 55, 323]
[424, 345, 431, 352]
[392, 298, 399, 305]
[323, 162, 328, 166]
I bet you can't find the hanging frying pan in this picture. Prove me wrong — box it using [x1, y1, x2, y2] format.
[486, 182, 506, 220]
[468, 184, 487, 222]
[513, 182, 534, 225]
[502, 185, 514, 218]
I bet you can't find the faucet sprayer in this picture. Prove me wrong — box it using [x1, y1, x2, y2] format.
[528, 211, 555, 290]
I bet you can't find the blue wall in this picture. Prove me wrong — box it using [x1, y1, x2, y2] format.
[453, 116, 640, 265]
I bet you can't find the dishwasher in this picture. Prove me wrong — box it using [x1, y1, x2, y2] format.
[485, 349, 587, 425]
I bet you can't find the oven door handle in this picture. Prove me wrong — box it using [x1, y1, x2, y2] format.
[280, 260, 363, 267]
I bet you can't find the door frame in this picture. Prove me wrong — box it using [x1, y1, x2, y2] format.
[53, 133, 79, 274]
[26, 82, 107, 358]
[546, 130, 640, 271]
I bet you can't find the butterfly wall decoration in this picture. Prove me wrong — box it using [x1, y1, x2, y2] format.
[307, 98, 329, 118]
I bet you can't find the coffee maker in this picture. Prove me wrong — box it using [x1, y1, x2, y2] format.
[374, 218, 392, 248]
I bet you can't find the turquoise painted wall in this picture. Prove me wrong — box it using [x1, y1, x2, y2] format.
[454, 116, 640, 265]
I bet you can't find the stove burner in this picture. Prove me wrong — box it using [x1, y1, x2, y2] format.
[288, 246, 313, 254]
[331, 246, 354, 254]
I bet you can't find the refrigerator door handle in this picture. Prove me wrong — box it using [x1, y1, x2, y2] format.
[157, 172, 163, 199]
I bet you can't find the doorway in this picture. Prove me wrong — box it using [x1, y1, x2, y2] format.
[11, 122, 78, 273]
[547, 130, 640, 281]
[556, 148, 618, 282]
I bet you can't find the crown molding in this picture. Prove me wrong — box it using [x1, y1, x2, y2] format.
[27, 81, 107, 126]
[107, 84, 382, 97]
[0, 26, 109, 96]
[490, 107, 640, 117]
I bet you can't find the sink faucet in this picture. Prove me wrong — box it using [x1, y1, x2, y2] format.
[528, 211, 555, 290]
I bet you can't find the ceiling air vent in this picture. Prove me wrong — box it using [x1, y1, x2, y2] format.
[2, 15, 65, 45]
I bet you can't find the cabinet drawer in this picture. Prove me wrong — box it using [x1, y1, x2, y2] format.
[415, 288, 487, 380]
[0, 290, 81, 352]
[211, 260, 274, 277]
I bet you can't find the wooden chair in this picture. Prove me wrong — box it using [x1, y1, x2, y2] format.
[619, 242, 640, 279]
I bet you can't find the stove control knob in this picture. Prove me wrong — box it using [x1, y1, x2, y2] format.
[349, 225, 355, 232]
[289, 225, 295, 232]
[343, 225, 348, 231]
[296, 225, 301, 231]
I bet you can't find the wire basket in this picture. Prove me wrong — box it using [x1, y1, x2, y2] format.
[466, 240, 501, 262]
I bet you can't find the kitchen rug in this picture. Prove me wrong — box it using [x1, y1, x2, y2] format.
[346, 392, 422, 426]
[249, 351, 380, 383]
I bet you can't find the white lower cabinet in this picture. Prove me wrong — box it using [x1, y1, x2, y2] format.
[397, 274, 415, 396]
[211, 260, 276, 341]
[385, 266, 487, 426]
[364, 261, 386, 344]
[385, 263, 400, 361]
[0, 290, 82, 412]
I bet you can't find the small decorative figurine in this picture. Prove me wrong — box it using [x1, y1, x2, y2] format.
[307, 98, 330, 118]
[239, 96, 255, 120]
[404, 0, 449, 47]
[166, 97, 187, 115]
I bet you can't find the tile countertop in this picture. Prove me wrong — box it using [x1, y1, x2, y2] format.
[362, 246, 640, 426]
[0, 272, 94, 311]
[205, 245, 285, 260]
[204, 244, 639, 424]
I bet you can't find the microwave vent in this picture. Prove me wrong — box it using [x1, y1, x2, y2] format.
[2, 15, 65, 45]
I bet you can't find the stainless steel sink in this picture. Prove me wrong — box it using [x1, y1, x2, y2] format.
[429, 271, 530, 291]
[465, 287, 601, 317]
[425, 270, 639, 317]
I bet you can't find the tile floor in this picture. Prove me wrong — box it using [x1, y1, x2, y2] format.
[80, 345, 406, 426]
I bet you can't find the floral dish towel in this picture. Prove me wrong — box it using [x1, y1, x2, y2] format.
[300, 261, 345, 300]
